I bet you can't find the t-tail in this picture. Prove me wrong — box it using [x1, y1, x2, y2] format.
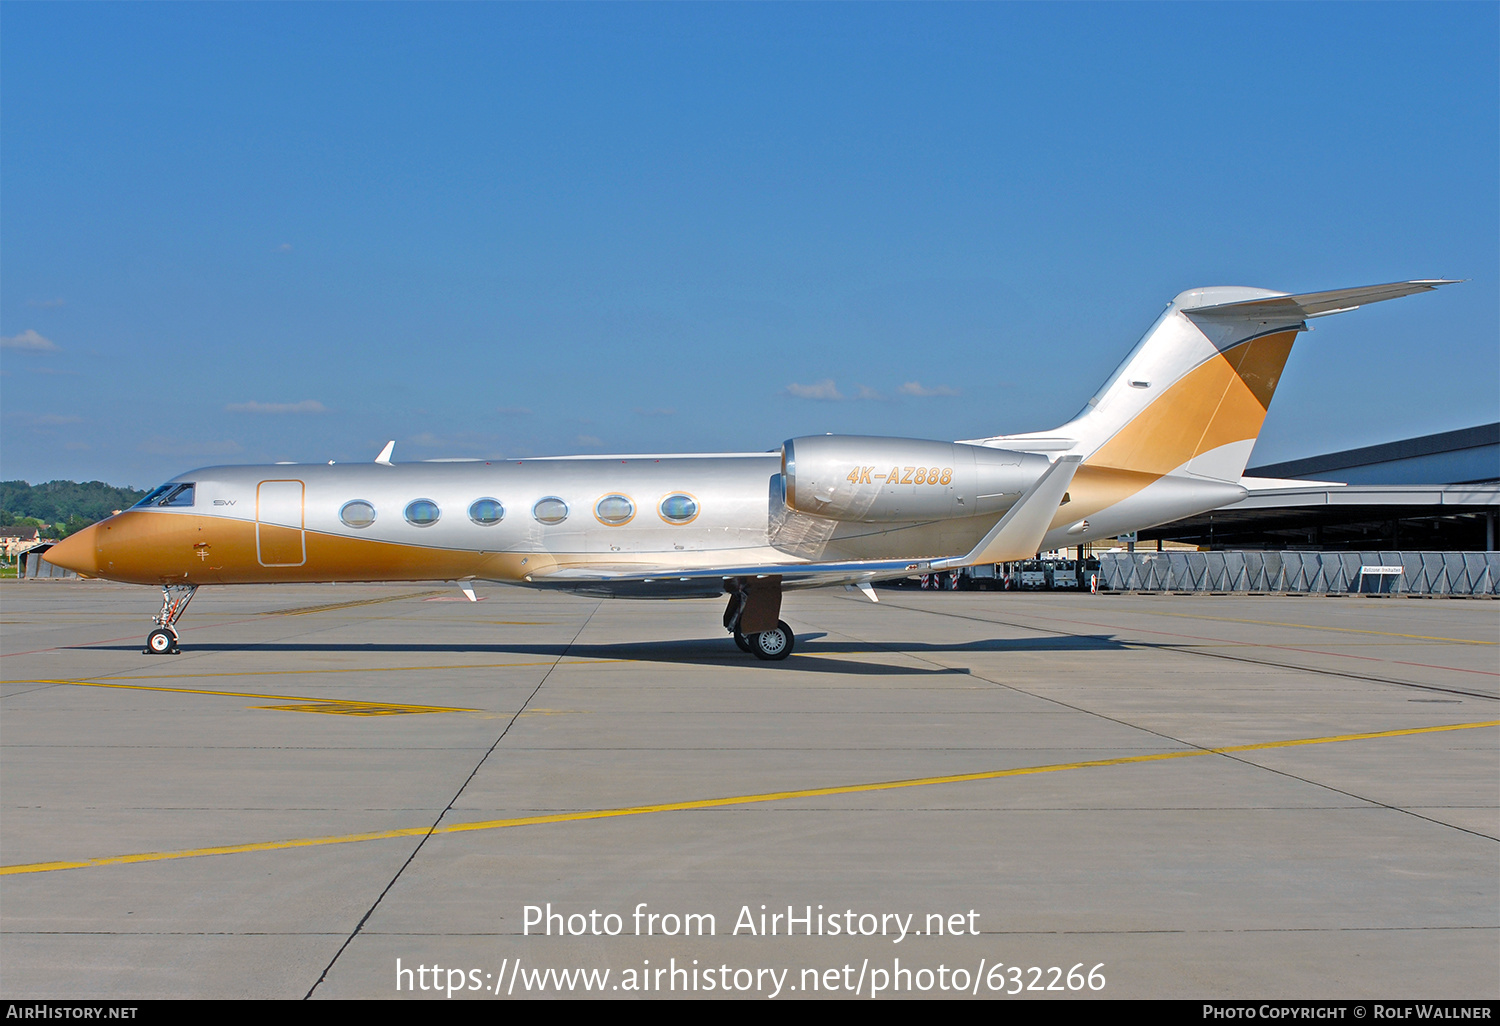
[968, 280, 1458, 483]
[961, 280, 1457, 548]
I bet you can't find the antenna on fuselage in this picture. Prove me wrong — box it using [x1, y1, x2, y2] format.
[375, 441, 395, 465]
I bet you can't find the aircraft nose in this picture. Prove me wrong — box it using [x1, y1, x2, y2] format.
[44, 522, 101, 576]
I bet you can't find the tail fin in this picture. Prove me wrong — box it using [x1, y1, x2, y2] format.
[966, 280, 1456, 483]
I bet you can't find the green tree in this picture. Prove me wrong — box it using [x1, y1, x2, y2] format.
[1, 480, 147, 536]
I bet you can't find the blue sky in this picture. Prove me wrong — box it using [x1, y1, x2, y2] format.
[3, 3, 1496, 489]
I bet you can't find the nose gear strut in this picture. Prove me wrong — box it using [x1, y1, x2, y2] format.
[144, 584, 197, 655]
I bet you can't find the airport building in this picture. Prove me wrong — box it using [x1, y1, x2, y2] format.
[1091, 423, 1500, 596]
[1142, 422, 1499, 552]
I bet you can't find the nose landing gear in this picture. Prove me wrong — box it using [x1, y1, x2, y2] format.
[146, 627, 179, 655]
[144, 584, 197, 655]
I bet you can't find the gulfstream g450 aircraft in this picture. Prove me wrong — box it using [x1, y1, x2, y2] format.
[46, 280, 1455, 659]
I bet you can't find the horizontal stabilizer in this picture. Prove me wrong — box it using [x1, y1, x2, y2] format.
[1185, 279, 1459, 320]
[931, 455, 1081, 569]
[1239, 475, 1346, 491]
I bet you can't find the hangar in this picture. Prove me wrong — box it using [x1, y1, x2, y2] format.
[1142, 423, 1499, 552]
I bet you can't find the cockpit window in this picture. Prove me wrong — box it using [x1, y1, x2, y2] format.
[133, 483, 195, 508]
[133, 485, 173, 507]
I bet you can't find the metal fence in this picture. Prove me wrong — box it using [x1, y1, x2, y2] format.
[1099, 551, 1499, 596]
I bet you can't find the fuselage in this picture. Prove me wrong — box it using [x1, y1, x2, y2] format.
[57, 454, 779, 588]
[48, 445, 1246, 593]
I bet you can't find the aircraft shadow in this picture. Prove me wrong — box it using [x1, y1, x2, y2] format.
[75, 633, 1132, 676]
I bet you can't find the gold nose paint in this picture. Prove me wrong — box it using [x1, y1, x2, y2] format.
[45, 511, 211, 584]
[39, 522, 100, 576]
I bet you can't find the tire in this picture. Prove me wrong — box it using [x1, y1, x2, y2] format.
[146, 628, 176, 655]
[750, 620, 794, 661]
[733, 631, 752, 653]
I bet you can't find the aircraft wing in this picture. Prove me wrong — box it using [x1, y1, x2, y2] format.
[517, 558, 935, 597]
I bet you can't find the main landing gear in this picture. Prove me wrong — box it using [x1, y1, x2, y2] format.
[734, 621, 795, 661]
[144, 584, 197, 655]
[724, 576, 794, 661]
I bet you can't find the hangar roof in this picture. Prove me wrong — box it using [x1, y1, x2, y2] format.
[1246, 423, 1498, 486]
[1147, 424, 1500, 550]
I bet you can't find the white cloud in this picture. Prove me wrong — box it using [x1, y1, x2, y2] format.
[26, 298, 64, 309]
[1, 329, 59, 351]
[576, 434, 603, 447]
[855, 385, 886, 401]
[8, 412, 82, 427]
[786, 379, 845, 401]
[899, 381, 961, 397]
[496, 406, 533, 415]
[276, 243, 293, 252]
[225, 400, 327, 414]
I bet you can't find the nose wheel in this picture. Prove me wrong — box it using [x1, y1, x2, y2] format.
[145, 627, 179, 655]
[143, 584, 197, 655]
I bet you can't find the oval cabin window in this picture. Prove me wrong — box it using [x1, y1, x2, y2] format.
[469, 498, 504, 525]
[658, 493, 699, 524]
[532, 497, 569, 525]
[595, 494, 635, 525]
[340, 500, 377, 528]
[404, 499, 441, 527]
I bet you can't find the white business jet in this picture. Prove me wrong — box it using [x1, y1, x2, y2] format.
[45, 280, 1455, 659]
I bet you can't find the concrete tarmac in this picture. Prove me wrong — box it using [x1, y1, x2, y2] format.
[2, 580, 1496, 999]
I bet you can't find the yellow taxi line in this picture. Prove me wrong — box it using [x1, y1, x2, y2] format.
[4, 719, 1493, 876]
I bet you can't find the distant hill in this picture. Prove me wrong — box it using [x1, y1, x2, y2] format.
[1, 480, 147, 538]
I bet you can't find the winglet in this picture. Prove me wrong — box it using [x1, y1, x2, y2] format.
[375, 441, 395, 465]
[931, 456, 1082, 569]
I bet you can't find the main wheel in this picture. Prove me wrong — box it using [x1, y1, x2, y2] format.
[145, 628, 177, 655]
[750, 620, 794, 661]
[733, 630, 752, 653]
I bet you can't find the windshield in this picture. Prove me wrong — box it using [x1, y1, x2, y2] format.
[132, 483, 196, 508]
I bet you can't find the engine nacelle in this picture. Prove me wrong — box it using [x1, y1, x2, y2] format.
[781, 435, 1052, 522]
